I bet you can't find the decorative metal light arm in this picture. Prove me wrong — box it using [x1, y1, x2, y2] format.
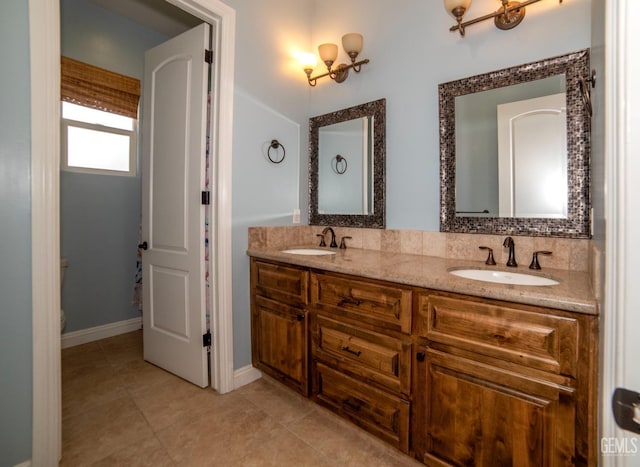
[305, 58, 370, 87]
[449, 0, 564, 36]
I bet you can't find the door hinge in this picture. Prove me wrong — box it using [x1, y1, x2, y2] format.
[201, 191, 211, 205]
[205, 49, 213, 64]
[203, 331, 212, 347]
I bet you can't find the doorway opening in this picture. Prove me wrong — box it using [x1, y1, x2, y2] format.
[30, 0, 236, 462]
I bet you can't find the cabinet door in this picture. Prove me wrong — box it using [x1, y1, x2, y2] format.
[252, 295, 308, 395]
[413, 347, 576, 467]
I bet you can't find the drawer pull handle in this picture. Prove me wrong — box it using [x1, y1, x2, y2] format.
[342, 398, 362, 412]
[338, 296, 362, 307]
[341, 346, 362, 357]
[416, 352, 426, 362]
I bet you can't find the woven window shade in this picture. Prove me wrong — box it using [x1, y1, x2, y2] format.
[61, 56, 141, 118]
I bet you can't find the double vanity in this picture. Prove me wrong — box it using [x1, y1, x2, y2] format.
[248, 237, 598, 466]
[249, 48, 598, 465]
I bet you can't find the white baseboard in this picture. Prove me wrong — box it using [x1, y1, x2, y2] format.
[14, 461, 31, 467]
[233, 364, 262, 389]
[61, 317, 142, 349]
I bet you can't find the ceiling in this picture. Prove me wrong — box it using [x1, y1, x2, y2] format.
[91, 0, 201, 37]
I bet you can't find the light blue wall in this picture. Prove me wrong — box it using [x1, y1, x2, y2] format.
[224, 0, 313, 368]
[0, 2, 33, 465]
[60, 0, 169, 332]
[308, 0, 591, 230]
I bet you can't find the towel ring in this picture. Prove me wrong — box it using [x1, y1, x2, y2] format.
[267, 139, 286, 164]
[333, 154, 348, 174]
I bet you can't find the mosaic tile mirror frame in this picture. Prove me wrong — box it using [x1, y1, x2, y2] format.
[439, 49, 592, 238]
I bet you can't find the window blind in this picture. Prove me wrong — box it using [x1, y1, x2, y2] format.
[61, 56, 141, 119]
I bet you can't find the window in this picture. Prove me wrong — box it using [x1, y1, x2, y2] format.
[60, 56, 141, 176]
[61, 102, 137, 175]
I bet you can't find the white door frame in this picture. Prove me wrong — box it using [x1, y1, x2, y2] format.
[29, 0, 235, 464]
[601, 0, 640, 465]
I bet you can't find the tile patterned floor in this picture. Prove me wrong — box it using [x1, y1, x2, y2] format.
[61, 330, 423, 466]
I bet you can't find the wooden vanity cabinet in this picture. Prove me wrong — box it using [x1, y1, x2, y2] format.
[310, 271, 413, 453]
[249, 258, 598, 465]
[250, 258, 310, 395]
[412, 291, 599, 466]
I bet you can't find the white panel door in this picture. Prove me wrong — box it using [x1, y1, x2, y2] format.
[141, 23, 209, 387]
[497, 93, 567, 218]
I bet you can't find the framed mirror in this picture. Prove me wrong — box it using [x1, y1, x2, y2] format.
[439, 49, 592, 238]
[309, 98, 386, 228]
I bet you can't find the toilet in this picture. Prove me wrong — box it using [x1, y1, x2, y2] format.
[60, 258, 68, 332]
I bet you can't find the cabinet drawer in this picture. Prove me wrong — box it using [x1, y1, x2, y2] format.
[311, 272, 412, 334]
[252, 259, 308, 306]
[314, 363, 410, 453]
[314, 315, 411, 396]
[416, 293, 579, 376]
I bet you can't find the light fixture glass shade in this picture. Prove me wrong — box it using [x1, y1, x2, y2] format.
[318, 43, 338, 63]
[299, 52, 318, 71]
[444, 0, 471, 14]
[341, 33, 363, 54]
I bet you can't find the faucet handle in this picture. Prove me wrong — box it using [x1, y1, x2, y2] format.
[316, 233, 326, 247]
[339, 236, 352, 249]
[529, 251, 552, 270]
[479, 246, 496, 265]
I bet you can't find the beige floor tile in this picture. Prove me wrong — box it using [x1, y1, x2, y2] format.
[115, 359, 177, 398]
[90, 435, 175, 467]
[100, 330, 144, 366]
[62, 342, 110, 377]
[235, 425, 332, 467]
[61, 397, 154, 466]
[235, 377, 315, 426]
[62, 366, 128, 420]
[288, 406, 399, 466]
[62, 331, 423, 466]
[156, 399, 278, 466]
[131, 375, 220, 432]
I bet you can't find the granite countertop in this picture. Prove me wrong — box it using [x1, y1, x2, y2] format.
[247, 246, 598, 315]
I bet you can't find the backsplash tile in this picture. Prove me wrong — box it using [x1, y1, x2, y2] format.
[248, 226, 590, 273]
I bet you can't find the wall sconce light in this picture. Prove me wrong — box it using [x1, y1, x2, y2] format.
[445, 0, 564, 37]
[301, 33, 370, 87]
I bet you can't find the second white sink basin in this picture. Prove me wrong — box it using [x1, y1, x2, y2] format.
[282, 248, 336, 256]
[449, 268, 559, 286]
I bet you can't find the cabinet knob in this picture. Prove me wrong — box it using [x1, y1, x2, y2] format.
[297, 314, 305, 321]
[416, 352, 426, 362]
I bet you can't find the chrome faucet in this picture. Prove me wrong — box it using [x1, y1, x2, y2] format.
[322, 227, 338, 248]
[503, 236, 517, 267]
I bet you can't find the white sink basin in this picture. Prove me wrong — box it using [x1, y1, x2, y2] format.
[282, 248, 336, 256]
[449, 268, 559, 286]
